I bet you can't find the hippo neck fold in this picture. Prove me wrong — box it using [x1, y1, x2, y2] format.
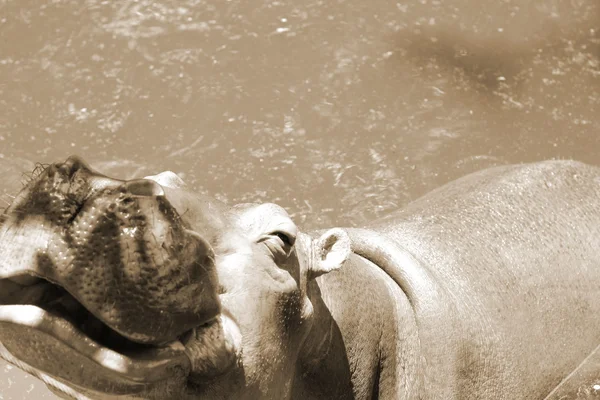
[302, 227, 461, 399]
[346, 228, 445, 312]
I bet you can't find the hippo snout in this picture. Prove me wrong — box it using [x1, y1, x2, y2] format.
[0, 156, 221, 345]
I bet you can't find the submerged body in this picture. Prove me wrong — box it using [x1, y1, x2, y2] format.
[1, 157, 600, 399]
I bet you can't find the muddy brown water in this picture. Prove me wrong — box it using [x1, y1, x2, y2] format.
[1, 0, 599, 398]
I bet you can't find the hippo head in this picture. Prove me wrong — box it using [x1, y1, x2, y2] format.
[0, 156, 350, 399]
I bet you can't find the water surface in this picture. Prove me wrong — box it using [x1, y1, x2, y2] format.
[1, 0, 599, 397]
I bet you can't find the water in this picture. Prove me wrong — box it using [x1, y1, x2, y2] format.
[1, 0, 599, 397]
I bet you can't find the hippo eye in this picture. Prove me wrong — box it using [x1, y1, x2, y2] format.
[259, 230, 296, 260]
[273, 231, 294, 247]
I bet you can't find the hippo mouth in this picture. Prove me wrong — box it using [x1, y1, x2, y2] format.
[0, 156, 235, 395]
[0, 275, 192, 352]
[0, 274, 201, 393]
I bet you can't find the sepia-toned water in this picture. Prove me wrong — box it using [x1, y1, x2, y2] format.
[1, 0, 599, 398]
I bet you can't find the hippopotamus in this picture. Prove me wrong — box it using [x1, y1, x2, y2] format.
[1, 155, 600, 399]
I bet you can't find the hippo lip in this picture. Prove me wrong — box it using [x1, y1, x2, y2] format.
[0, 276, 200, 385]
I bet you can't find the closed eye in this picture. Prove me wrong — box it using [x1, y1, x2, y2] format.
[273, 231, 294, 247]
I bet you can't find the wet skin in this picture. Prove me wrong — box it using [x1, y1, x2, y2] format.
[2, 156, 600, 399]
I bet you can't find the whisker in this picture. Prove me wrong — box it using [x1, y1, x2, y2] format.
[20, 162, 50, 187]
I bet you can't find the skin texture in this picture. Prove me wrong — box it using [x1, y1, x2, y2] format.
[352, 160, 600, 399]
[1, 157, 600, 399]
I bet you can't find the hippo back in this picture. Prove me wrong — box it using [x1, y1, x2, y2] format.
[368, 160, 600, 399]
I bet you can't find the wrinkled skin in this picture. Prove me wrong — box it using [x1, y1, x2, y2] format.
[2, 156, 600, 399]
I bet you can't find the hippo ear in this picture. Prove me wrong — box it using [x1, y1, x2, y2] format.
[309, 228, 351, 280]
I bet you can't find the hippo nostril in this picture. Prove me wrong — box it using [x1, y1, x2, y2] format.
[45, 163, 59, 179]
[61, 155, 92, 178]
[125, 179, 165, 197]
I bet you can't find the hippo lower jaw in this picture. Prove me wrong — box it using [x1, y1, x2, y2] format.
[1, 310, 188, 388]
[0, 276, 240, 396]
